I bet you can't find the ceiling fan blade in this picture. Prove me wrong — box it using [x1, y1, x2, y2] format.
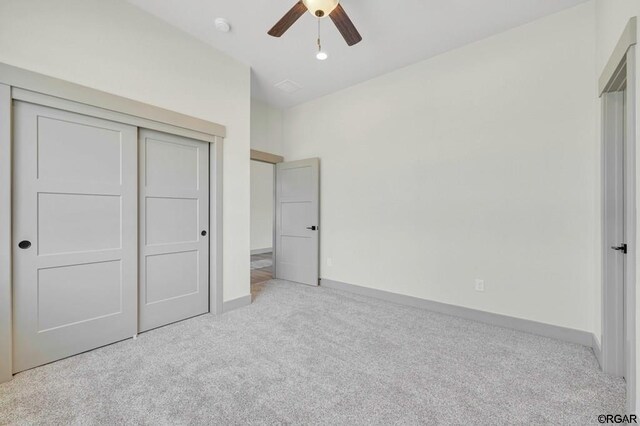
[329, 4, 362, 46]
[268, 1, 307, 37]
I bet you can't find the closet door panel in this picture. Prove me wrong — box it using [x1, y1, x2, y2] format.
[12, 101, 137, 373]
[139, 129, 209, 332]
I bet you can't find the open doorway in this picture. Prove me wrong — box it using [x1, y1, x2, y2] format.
[250, 150, 283, 298]
[251, 159, 274, 286]
[249, 150, 321, 295]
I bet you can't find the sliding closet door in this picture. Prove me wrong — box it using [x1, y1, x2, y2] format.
[139, 130, 209, 332]
[12, 101, 137, 373]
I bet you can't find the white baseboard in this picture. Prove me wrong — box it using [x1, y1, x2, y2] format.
[222, 294, 252, 313]
[592, 334, 602, 369]
[251, 248, 272, 255]
[321, 278, 595, 348]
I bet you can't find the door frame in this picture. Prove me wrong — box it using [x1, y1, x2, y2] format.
[599, 17, 637, 414]
[0, 63, 226, 384]
[250, 150, 284, 280]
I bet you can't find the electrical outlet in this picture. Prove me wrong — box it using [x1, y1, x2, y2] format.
[475, 279, 485, 292]
[327, 257, 333, 267]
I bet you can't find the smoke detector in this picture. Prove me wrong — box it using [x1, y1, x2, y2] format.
[215, 18, 231, 33]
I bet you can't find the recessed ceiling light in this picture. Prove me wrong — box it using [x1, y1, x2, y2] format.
[215, 18, 231, 33]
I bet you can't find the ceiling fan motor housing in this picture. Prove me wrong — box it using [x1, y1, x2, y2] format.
[302, 0, 339, 18]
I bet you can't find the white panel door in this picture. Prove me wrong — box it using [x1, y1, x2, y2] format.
[275, 158, 319, 286]
[139, 129, 209, 332]
[13, 101, 137, 373]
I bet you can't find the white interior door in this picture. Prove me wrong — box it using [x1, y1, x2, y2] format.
[275, 158, 319, 286]
[603, 78, 636, 384]
[603, 91, 626, 377]
[13, 101, 137, 373]
[139, 129, 209, 332]
[622, 74, 637, 402]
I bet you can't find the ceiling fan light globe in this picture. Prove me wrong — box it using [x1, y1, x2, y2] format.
[302, 0, 339, 18]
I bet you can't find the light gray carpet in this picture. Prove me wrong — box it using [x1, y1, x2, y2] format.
[0, 280, 625, 425]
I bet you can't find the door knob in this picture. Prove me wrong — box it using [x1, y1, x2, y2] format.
[201, 230, 207, 236]
[18, 240, 31, 249]
[612, 244, 627, 254]
[306, 226, 317, 231]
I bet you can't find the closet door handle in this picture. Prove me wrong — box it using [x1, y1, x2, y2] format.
[18, 240, 31, 249]
[306, 226, 317, 231]
[201, 230, 207, 237]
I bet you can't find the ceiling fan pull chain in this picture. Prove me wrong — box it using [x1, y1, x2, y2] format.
[316, 18, 328, 60]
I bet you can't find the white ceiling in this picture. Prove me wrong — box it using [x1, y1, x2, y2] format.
[127, 0, 588, 108]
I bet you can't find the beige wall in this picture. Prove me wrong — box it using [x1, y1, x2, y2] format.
[0, 0, 251, 302]
[251, 98, 283, 156]
[282, 3, 598, 332]
[596, 0, 639, 73]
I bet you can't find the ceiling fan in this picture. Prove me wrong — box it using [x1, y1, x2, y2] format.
[268, 0, 362, 47]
